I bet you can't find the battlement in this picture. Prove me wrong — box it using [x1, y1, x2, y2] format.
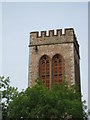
[29, 28, 79, 54]
[30, 28, 74, 38]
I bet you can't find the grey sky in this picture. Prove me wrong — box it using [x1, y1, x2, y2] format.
[1, 0, 89, 2]
[0, 2, 2, 75]
[2, 2, 88, 105]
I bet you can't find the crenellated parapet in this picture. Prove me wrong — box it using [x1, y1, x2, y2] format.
[30, 28, 74, 39]
[29, 28, 79, 57]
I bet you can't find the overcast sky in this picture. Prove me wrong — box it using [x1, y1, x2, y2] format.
[2, 2, 88, 106]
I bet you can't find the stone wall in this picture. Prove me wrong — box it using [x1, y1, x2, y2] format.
[28, 28, 80, 88]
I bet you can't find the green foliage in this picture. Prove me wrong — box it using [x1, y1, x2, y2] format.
[7, 78, 87, 120]
[0, 76, 18, 120]
[0, 76, 88, 120]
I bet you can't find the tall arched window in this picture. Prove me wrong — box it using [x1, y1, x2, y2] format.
[39, 55, 50, 88]
[52, 54, 63, 84]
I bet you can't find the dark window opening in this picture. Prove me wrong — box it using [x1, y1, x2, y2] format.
[52, 54, 63, 84]
[40, 55, 50, 88]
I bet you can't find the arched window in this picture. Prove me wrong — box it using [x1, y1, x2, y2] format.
[39, 55, 50, 88]
[52, 54, 63, 84]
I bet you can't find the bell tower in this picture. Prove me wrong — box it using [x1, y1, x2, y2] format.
[28, 28, 81, 92]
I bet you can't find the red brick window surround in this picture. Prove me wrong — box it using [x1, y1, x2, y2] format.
[39, 55, 50, 88]
[52, 54, 63, 84]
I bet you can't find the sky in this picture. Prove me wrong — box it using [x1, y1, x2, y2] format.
[2, 2, 88, 106]
[1, 0, 89, 2]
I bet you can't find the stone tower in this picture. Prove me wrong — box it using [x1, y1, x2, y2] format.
[28, 28, 81, 91]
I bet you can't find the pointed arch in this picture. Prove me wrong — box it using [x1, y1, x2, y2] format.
[52, 54, 63, 84]
[39, 55, 50, 88]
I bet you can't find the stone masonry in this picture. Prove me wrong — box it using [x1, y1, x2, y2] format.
[28, 28, 81, 91]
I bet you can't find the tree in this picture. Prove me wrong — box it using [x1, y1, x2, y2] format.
[7, 78, 88, 120]
[0, 76, 18, 120]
